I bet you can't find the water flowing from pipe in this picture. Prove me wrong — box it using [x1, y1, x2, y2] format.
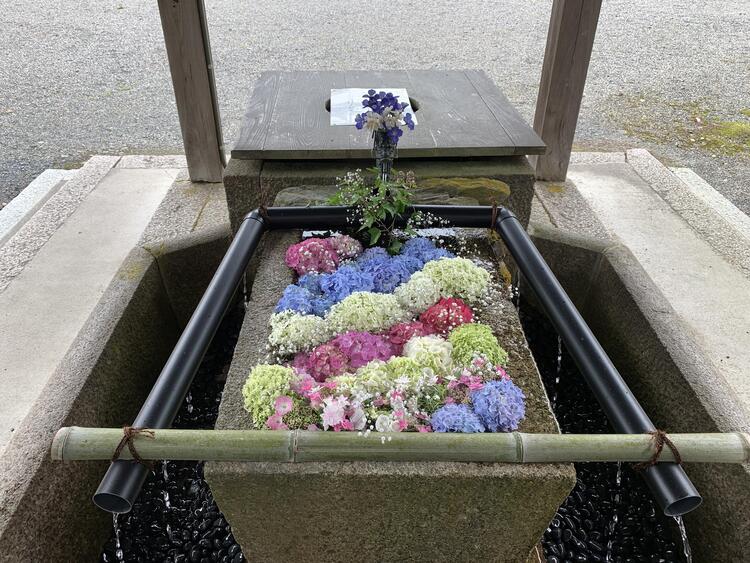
[674, 516, 692, 563]
[113, 513, 124, 563]
[605, 462, 622, 562]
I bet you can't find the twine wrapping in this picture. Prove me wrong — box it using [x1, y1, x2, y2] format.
[633, 430, 682, 471]
[111, 426, 156, 469]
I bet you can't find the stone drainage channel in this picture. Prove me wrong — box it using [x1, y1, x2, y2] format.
[99, 298, 691, 563]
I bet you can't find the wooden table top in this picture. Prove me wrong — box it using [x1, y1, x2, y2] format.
[232, 70, 546, 160]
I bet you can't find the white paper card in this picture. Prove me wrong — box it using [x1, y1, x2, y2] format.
[329, 88, 418, 126]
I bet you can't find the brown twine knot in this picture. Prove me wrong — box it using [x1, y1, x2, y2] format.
[633, 429, 682, 471]
[490, 202, 499, 228]
[112, 426, 155, 469]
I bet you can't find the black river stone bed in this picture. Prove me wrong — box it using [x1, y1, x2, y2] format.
[100, 298, 687, 563]
[520, 299, 686, 563]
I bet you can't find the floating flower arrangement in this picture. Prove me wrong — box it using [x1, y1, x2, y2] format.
[242, 234, 527, 435]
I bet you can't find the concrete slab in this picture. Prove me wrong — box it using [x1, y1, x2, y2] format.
[116, 154, 188, 169]
[566, 161, 750, 415]
[0, 168, 74, 246]
[0, 167, 177, 454]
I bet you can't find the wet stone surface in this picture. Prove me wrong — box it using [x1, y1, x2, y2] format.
[520, 300, 686, 563]
[100, 304, 247, 563]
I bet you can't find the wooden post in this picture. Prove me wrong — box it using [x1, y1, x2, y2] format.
[531, 0, 602, 181]
[158, 0, 225, 182]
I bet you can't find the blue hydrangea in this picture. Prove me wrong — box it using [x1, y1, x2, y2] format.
[360, 259, 409, 293]
[311, 296, 334, 316]
[430, 404, 485, 433]
[422, 248, 455, 263]
[319, 265, 374, 302]
[297, 273, 324, 295]
[357, 247, 390, 264]
[275, 285, 315, 315]
[402, 237, 436, 257]
[391, 254, 423, 276]
[470, 379, 526, 432]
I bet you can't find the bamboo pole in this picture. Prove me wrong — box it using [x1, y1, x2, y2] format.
[52, 427, 750, 464]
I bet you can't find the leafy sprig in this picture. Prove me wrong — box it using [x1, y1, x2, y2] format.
[329, 169, 421, 254]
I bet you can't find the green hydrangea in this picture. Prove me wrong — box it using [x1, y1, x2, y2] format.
[402, 335, 453, 375]
[353, 360, 392, 393]
[448, 323, 508, 366]
[385, 356, 425, 381]
[242, 364, 295, 427]
[394, 271, 441, 314]
[268, 311, 331, 355]
[326, 291, 407, 333]
[422, 257, 490, 304]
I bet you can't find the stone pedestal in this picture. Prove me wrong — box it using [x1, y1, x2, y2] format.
[206, 188, 574, 562]
[223, 155, 537, 234]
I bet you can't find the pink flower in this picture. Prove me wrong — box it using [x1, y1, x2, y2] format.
[328, 235, 363, 260]
[321, 396, 348, 430]
[332, 331, 394, 368]
[284, 238, 339, 276]
[419, 297, 473, 334]
[417, 425, 432, 433]
[306, 343, 349, 381]
[383, 321, 435, 354]
[274, 395, 293, 416]
[266, 413, 288, 430]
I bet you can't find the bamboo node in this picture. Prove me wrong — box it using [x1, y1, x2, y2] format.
[111, 426, 156, 469]
[633, 430, 682, 471]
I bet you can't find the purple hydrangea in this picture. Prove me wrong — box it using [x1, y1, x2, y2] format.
[470, 379, 526, 432]
[297, 273, 324, 295]
[357, 247, 390, 264]
[430, 404, 485, 433]
[319, 265, 375, 302]
[275, 285, 316, 315]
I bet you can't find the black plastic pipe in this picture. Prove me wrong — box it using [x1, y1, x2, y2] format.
[93, 212, 267, 513]
[493, 207, 701, 516]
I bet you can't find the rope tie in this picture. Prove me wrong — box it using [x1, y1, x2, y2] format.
[490, 202, 499, 228]
[111, 426, 155, 469]
[633, 429, 682, 471]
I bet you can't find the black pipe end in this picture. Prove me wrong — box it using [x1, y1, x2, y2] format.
[664, 495, 703, 517]
[496, 207, 517, 223]
[93, 492, 132, 514]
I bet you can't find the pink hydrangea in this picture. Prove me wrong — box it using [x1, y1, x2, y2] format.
[419, 297, 474, 334]
[328, 235, 363, 260]
[285, 238, 339, 275]
[384, 321, 436, 354]
[305, 343, 349, 382]
[332, 331, 395, 368]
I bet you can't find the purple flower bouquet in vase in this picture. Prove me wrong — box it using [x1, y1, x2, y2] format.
[354, 90, 415, 181]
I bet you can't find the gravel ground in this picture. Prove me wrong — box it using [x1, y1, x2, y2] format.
[1, 1, 748, 211]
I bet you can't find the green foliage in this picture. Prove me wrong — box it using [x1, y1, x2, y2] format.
[329, 169, 421, 253]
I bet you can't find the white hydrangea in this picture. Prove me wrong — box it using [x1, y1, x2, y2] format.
[326, 291, 408, 334]
[421, 257, 491, 304]
[393, 271, 441, 315]
[268, 311, 331, 355]
[403, 335, 453, 375]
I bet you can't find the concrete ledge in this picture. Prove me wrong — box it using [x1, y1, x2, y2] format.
[529, 153, 750, 560]
[0, 156, 120, 292]
[0, 168, 74, 246]
[0, 248, 180, 562]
